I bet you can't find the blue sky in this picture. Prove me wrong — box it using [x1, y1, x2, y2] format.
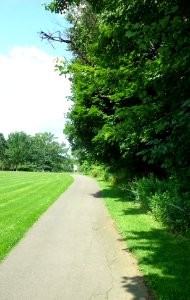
[0, 0, 69, 56]
[0, 0, 72, 143]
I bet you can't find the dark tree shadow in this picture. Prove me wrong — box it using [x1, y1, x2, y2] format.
[91, 190, 102, 198]
[91, 186, 135, 202]
[121, 275, 154, 300]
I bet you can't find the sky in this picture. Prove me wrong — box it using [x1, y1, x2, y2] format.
[0, 0, 72, 144]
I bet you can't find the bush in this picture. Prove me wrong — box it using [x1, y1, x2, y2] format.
[78, 160, 92, 174]
[80, 161, 190, 235]
[131, 176, 190, 234]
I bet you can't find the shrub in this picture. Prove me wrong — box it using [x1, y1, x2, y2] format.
[132, 176, 190, 234]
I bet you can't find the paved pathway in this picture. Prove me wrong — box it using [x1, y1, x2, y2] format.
[0, 175, 149, 299]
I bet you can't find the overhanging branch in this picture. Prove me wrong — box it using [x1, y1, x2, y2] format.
[39, 31, 94, 66]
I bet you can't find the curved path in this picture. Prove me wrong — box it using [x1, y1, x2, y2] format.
[0, 175, 149, 299]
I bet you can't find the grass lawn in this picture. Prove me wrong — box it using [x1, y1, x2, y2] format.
[99, 180, 190, 300]
[0, 171, 73, 262]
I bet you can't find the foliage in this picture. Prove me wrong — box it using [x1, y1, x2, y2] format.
[28, 132, 69, 172]
[85, 162, 190, 234]
[5, 132, 30, 170]
[0, 171, 73, 262]
[131, 176, 190, 234]
[44, 0, 190, 232]
[45, 0, 190, 174]
[0, 131, 73, 172]
[0, 133, 6, 169]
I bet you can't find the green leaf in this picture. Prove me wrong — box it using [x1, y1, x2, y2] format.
[125, 30, 137, 38]
[159, 16, 170, 28]
[181, 99, 190, 108]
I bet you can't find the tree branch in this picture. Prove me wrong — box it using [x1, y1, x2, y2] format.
[39, 31, 94, 66]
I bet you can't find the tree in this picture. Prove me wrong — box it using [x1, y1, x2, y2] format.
[5, 132, 30, 170]
[29, 132, 71, 172]
[1, 131, 72, 172]
[0, 133, 7, 170]
[43, 0, 190, 180]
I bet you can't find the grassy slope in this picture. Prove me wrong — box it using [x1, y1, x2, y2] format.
[99, 180, 190, 300]
[0, 171, 73, 262]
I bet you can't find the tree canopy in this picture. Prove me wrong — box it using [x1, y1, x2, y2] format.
[42, 0, 190, 181]
[0, 132, 73, 172]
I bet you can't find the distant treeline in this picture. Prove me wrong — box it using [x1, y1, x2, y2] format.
[0, 131, 73, 172]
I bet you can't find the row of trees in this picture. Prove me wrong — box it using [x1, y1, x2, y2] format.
[43, 0, 190, 178]
[41, 0, 190, 231]
[0, 132, 73, 172]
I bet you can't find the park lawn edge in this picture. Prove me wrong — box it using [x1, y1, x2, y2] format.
[98, 179, 190, 300]
[0, 172, 74, 263]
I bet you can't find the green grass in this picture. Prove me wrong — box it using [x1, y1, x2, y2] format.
[0, 171, 73, 262]
[99, 180, 190, 300]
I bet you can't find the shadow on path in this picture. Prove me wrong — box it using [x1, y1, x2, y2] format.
[121, 276, 153, 300]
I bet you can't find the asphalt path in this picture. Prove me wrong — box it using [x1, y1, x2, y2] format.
[0, 175, 149, 299]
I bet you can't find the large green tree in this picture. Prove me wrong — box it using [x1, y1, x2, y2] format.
[43, 0, 190, 178]
[29, 132, 71, 172]
[5, 132, 30, 170]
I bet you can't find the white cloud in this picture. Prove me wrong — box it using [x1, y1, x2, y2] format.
[0, 46, 72, 143]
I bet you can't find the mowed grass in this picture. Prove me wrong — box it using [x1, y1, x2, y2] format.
[0, 171, 73, 262]
[99, 180, 190, 300]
